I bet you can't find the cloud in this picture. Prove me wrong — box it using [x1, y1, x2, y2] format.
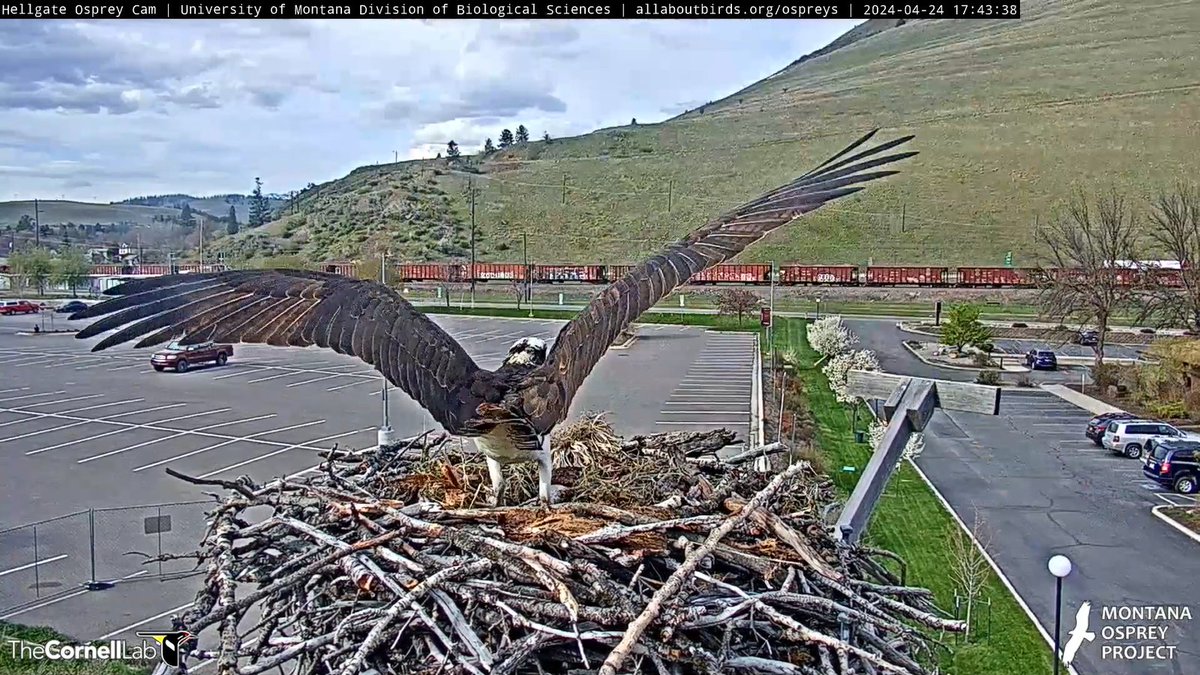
[0, 19, 864, 202]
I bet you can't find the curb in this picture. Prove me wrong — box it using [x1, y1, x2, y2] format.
[609, 336, 639, 351]
[900, 340, 1031, 374]
[1039, 384, 1125, 415]
[16, 330, 78, 336]
[1151, 505, 1200, 544]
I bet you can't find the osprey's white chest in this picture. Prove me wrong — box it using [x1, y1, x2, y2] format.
[475, 425, 544, 465]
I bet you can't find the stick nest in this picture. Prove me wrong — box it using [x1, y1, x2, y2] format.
[152, 413, 964, 675]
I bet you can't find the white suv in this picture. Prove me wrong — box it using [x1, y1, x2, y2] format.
[1103, 419, 1199, 459]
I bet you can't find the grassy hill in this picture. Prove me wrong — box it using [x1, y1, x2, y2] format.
[220, 0, 1199, 268]
[0, 200, 179, 227]
[117, 193, 290, 224]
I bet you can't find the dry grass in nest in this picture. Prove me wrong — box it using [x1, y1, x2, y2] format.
[381, 411, 699, 509]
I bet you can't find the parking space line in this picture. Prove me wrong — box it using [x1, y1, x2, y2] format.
[105, 364, 141, 372]
[198, 427, 376, 478]
[132, 420, 327, 473]
[0, 554, 69, 578]
[2, 398, 149, 444]
[0, 570, 148, 622]
[6, 393, 105, 411]
[0, 405, 348, 455]
[0, 356, 68, 367]
[0, 397, 148, 430]
[0, 390, 67, 404]
[661, 410, 748, 415]
[328, 379, 375, 392]
[97, 602, 195, 641]
[76, 412, 273, 464]
[24, 404, 203, 455]
[0, 387, 30, 395]
[285, 370, 371, 388]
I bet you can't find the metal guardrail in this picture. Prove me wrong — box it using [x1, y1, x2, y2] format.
[0, 500, 212, 614]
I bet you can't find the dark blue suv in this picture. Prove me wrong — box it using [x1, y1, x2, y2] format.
[1025, 349, 1058, 371]
[1143, 439, 1200, 494]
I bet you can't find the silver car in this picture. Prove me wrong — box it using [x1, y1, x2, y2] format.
[1102, 419, 1199, 459]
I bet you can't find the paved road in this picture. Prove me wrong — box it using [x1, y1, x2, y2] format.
[0, 313, 759, 641]
[844, 318, 1199, 674]
[846, 319, 1088, 385]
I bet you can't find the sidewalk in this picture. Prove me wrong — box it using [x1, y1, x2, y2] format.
[1040, 384, 1125, 415]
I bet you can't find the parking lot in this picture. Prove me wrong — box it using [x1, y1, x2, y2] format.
[992, 338, 1146, 361]
[0, 312, 760, 640]
[918, 389, 1198, 675]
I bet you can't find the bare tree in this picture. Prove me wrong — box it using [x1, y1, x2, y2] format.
[715, 288, 762, 326]
[949, 507, 991, 641]
[1139, 183, 1200, 330]
[1034, 189, 1142, 366]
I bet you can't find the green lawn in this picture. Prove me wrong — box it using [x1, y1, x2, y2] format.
[770, 317, 1053, 675]
[0, 622, 149, 675]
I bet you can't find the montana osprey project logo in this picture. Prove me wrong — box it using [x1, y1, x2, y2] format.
[1061, 601, 1095, 667]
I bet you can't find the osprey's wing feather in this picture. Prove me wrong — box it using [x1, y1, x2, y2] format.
[520, 129, 917, 434]
[70, 269, 485, 433]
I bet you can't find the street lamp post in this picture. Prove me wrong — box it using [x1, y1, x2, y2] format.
[378, 250, 396, 449]
[1048, 554, 1073, 675]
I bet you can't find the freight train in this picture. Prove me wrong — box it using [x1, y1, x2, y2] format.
[321, 262, 1186, 289]
[1, 261, 1182, 290]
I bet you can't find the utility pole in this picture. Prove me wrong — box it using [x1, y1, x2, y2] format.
[199, 219, 205, 268]
[379, 249, 395, 448]
[667, 180, 673, 213]
[523, 231, 532, 316]
[469, 181, 477, 310]
[34, 198, 40, 249]
[393, 150, 398, 163]
[769, 260, 776, 379]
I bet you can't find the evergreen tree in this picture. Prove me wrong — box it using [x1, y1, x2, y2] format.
[248, 177, 269, 228]
[542, 131, 552, 144]
[498, 128, 514, 148]
[515, 125, 529, 144]
[446, 140, 461, 158]
[227, 219, 240, 236]
[180, 202, 196, 228]
[483, 138, 495, 154]
[227, 205, 237, 224]
[16, 214, 33, 232]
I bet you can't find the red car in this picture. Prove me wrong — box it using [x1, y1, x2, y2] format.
[151, 340, 234, 372]
[0, 300, 41, 315]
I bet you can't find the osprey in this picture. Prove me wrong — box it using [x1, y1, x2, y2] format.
[71, 129, 916, 506]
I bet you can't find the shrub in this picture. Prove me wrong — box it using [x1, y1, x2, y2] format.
[1011, 322, 1028, 328]
[1150, 400, 1188, 420]
[808, 315, 858, 359]
[1185, 389, 1200, 419]
[976, 370, 1001, 385]
[1016, 373, 1034, 387]
[1140, 328, 1157, 334]
[971, 352, 994, 368]
[1091, 363, 1121, 389]
[1054, 324, 1068, 331]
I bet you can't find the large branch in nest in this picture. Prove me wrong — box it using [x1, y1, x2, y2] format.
[145, 417, 960, 675]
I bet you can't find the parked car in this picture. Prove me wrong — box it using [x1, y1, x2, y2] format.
[151, 340, 234, 372]
[1085, 411, 1138, 446]
[1025, 349, 1058, 370]
[0, 300, 40, 315]
[55, 300, 89, 314]
[1143, 439, 1200, 494]
[1076, 330, 1099, 347]
[1102, 419, 1200, 459]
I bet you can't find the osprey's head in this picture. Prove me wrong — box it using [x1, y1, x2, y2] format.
[504, 337, 547, 366]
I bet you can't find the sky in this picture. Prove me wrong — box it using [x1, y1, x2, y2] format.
[0, 19, 861, 203]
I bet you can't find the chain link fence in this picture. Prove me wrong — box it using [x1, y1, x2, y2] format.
[0, 500, 211, 614]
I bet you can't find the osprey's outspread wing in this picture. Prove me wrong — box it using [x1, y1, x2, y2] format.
[70, 268, 485, 433]
[519, 128, 917, 434]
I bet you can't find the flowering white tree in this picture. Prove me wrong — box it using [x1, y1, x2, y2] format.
[807, 315, 857, 363]
[868, 419, 926, 460]
[822, 349, 880, 404]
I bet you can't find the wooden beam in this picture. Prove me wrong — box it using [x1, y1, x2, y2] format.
[846, 370, 1000, 416]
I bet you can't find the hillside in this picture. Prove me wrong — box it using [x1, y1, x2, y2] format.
[223, 0, 1199, 267]
[0, 200, 179, 228]
[118, 193, 290, 224]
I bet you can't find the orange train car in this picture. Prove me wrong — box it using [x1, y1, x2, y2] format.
[533, 265, 605, 283]
[955, 266, 1040, 288]
[778, 265, 857, 286]
[689, 264, 772, 284]
[865, 266, 950, 286]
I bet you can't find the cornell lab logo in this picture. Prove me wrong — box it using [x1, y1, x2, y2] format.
[1059, 601, 1190, 666]
[136, 631, 195, 667]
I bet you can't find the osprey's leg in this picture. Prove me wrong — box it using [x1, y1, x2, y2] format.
[536, 439, 553, 506]
[486, 456, 506, 507]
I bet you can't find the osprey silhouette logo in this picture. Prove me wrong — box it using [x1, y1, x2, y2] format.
[136, 631, 194, 667]
[1061, 601, 1096, 667]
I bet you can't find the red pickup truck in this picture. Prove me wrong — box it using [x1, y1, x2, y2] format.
[150, 340, 234, 372]
[0, 300, 41, 315]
